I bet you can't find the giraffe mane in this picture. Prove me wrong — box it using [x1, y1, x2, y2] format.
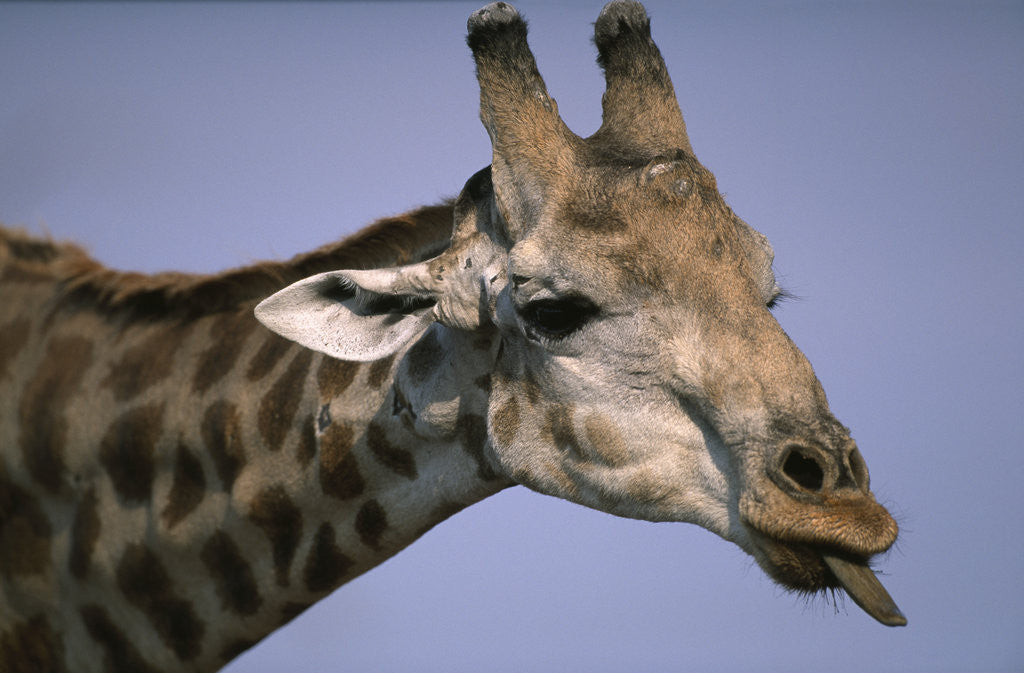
[0, 203, 454, 319]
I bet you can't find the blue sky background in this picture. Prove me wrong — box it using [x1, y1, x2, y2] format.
[2, 2, 1021, 671]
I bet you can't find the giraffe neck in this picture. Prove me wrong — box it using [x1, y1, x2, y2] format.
[0, 219, 511, 672]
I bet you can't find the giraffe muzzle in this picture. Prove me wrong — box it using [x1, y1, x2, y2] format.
[736, 435, 905, 626]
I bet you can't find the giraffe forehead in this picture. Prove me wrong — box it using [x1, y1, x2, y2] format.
[523, 153, 735, 250]
[516, 191, 747, 305]
[557, 152, 714, 218]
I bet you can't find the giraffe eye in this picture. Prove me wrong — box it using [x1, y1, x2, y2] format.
[520, 297, 598, 341]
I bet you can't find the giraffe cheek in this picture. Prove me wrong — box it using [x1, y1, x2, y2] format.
[489, 394, 520, 451]
[485, 391, 548, 490]
[486, 389, 530, 480]
[581, 413, 631, 468]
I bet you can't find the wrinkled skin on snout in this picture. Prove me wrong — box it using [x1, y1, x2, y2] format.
[256, 1, 904, 625]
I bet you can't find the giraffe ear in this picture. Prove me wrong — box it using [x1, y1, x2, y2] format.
[254, 264, 440, 362]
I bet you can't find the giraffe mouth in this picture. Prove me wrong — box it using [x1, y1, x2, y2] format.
[735, 461, 904, 626]
[745, 531, 906, 627]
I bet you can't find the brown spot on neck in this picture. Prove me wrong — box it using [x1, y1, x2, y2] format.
[200, 531, 263, 616]
[257, 349, 313, 450]
[201, 401, 246, 491]
[19, 335, 94, 493]
[68, 487, 100, 579]
[355, 499, 388, 550]
[247, 485, 303, 587]
[80, 604, 159, 673]
[0, 615, 68, 673]
[99, 403, 165, 504]
[162, 444, 207, 529]
[319, 424, 365, 500]
[102, 321, 194, 401]
[245, 332, 294, 381]
[0, 475, 52, 578]
[303, 522, 354, 593]
[366, 422, 418, 480]
[366, 354, 396, 390]
[116, 544, 205, 661]
[191, 310, 259, 395]
[0, 318, 31, 381]
[317, 356, 359, 400]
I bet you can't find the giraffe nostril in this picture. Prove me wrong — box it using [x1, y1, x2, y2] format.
[848, 446, 870, 492]
[781, 446, 825, 493]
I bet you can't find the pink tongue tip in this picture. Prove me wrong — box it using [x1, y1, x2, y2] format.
[822, 553, 907, 627]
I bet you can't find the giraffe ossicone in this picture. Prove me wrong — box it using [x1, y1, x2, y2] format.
[1, 2, 903, 672]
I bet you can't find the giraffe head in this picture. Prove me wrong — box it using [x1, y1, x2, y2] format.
[257, 1, 903, 625]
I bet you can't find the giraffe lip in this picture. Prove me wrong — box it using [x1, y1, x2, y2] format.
[821, 552, 907, 627]
[743, 526, 906, 626]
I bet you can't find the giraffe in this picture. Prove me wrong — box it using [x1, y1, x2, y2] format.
[0, 2, 905, 672]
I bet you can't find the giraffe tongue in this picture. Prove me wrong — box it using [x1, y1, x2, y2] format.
[822, 553, 907, 627]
